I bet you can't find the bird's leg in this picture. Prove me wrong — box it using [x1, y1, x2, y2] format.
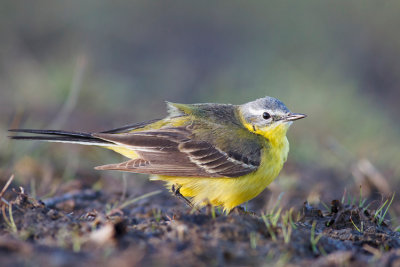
[171, 184, 194, 209]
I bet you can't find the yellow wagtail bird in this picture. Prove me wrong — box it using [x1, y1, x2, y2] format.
[9, 97, 306, 212]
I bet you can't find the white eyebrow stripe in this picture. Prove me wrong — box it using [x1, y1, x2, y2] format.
[247, 106, 265, 116]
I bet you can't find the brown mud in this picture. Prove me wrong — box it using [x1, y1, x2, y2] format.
[1, 179, 400, 267]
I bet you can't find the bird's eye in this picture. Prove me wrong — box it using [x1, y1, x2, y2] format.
[262, 112, 271, 120]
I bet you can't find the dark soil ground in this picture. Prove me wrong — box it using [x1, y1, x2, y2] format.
[1, 168, 400, 267]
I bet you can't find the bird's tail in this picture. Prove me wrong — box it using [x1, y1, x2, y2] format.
[8, 129, 114, 146]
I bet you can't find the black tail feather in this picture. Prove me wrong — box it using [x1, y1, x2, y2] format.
[9, 129, 93, 138]
[8, 129, 113, 145]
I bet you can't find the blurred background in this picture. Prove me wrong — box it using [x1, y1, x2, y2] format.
[1, 1, 400, 213]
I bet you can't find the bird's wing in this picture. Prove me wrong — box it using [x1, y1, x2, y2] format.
[93, 126, 261, 178]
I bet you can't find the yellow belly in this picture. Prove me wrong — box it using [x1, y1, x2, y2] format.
[154, 136, 289, 213]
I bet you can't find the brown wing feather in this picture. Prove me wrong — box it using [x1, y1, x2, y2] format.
[179, 141, 258, 177]
[93, 127, 259, 178]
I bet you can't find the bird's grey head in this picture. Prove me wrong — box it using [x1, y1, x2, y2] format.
[239, 96, 306, 129]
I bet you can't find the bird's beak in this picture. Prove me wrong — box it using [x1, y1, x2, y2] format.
[285, 113, 307, 121]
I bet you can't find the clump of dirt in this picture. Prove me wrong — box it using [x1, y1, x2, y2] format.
[298, 200, 400, 264]
[1, 187, 400, 266]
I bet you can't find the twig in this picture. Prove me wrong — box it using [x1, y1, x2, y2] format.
[0, 175, 18, 233]
[1, 197, 10, 205]
[0, 174, 15, 199]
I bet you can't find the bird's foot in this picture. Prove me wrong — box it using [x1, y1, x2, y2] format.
[171, 184, 196, 210]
